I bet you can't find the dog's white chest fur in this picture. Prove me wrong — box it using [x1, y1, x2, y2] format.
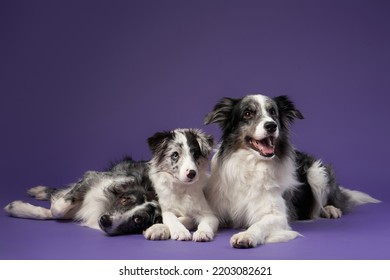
[151, 172, 210, 219]
[207, 150, 299, 228]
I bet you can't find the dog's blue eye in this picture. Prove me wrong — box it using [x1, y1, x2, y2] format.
[171, 152, 179, 161]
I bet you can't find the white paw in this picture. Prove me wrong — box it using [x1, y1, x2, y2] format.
[27, 186, 48, 200]
[4, 200, 24, 216]
[230, 231, 258, 248]
[193, 230, 214, 242]
[171, 229, 192, 241]
[144, 224, 170, 240]
[321, 205, 342, 219]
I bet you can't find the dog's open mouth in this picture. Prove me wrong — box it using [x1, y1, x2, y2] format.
[247, 136, 276, 158]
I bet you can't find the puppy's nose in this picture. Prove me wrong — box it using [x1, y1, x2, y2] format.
[99, 215, 112, 228]
[187, 169, 196, 179]
[264, 122, 277, 133]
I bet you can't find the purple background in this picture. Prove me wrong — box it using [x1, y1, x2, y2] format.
[1, 0, 389, 259]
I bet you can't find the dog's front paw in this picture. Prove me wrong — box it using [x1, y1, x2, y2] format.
[171, 229, 192, 241]
[321, 205, 342, 219]
[193, 230, 214, 242]
[4, 200, 23, 216]
[230, 232, 258, 249]
[144, 224, 170, 240]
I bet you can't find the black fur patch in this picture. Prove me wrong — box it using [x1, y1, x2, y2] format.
[284, 151, 317, 220]
[148, 131, 175, 165]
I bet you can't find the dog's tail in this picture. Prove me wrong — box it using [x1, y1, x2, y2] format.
[27, 186, 58, 200]
[340, 187, 381, 209]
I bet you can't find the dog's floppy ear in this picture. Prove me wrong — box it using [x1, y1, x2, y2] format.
[204, 97, 240, 128]
[194, 129, 214, 157]
[147, 131, 174, 155]
[109, 178, 136, 194]
[274, 95, 304, 127]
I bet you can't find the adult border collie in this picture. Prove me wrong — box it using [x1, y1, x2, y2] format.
[4, 157, 162, 235]
[144, 128, 219, 242]
[204, 94, 379, 248]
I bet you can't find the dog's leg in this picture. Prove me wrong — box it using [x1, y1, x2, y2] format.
[230, 214, 300, 248]
[307, 160, 346, 219]
[144, 224, 170, 240]
[50, 197, 76, 218]
[4, 201, 53, 219]
[50, 178, 91, 218]
[306, 160, 330, 218]
[193, 214, 219, 242]
[163, 212, 192, 241]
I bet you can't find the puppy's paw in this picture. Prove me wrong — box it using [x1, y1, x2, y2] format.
[144, 224, 170, 240]
[230, 232, 258, 249]
[171, 229, 192, 241]
[193, 230, 214, 242]
[321, 205, 342, 219]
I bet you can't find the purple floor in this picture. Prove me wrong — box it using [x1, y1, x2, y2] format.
[1, 193, 388, 260]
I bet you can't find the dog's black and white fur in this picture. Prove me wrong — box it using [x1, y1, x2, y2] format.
[204, 94, 379, 248]
[4, 157, 162, 235]
[143, 128, 219, 242]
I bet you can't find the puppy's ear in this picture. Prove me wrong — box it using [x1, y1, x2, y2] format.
[204, 97, 240, 128]
[194, 130, 214, 157]
[147, 131, 174, 155]
[274, 95, 304, 127]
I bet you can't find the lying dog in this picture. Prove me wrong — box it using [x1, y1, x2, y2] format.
[4, 157, 162, 235]
[204, 94, 379, 248]
[144, 128, 219, 242]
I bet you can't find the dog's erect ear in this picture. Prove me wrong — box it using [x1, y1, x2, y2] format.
[204, 97, 240, 128]
[273, 95, 304, 127]
[194, 129, 214, 157]
[147, 131, 174, 155]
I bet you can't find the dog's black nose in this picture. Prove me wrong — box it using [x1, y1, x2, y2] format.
[99, 215, 112, 228]
[264, 122, 277, 133]
[187, 169, 196, 179]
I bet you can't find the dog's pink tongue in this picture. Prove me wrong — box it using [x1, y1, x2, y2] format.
[263, 146, 275, 155]
[253, 139, 275, 155]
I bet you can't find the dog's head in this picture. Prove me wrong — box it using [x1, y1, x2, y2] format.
[148, 128, 214, 184]
[204, 94, 303, 160]
[99, 179, 162, 236]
